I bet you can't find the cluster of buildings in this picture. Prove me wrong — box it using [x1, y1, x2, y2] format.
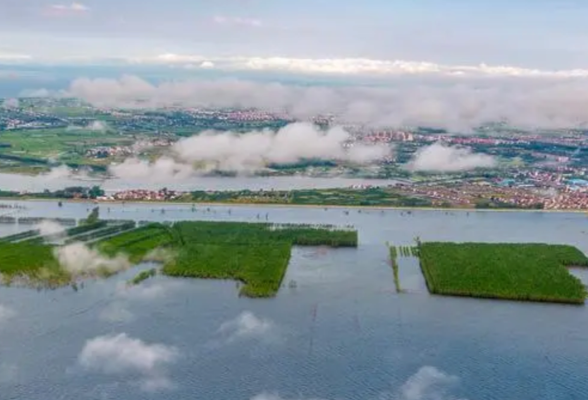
[225, 110, 291, 121]
[86, 146, 134, 158]
[99, 189, 185, 202]
[363, 131, 414, 143]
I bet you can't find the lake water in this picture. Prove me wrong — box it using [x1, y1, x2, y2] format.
[0, 173, 399, 192]
[1, 200, 588, 400]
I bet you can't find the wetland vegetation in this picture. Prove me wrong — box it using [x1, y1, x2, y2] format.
[418, 242, 588, 304]
[0, 220, 358, 297]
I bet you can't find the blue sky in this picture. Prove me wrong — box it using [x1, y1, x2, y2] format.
[2, 0, 588, 70]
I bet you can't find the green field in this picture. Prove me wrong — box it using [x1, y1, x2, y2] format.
[0, 220, 357, 297]
[0, 242, 70, 286]
[190, 187, 432, 207]
[0, 128, 135, 170]
[419, 242, 588, 304]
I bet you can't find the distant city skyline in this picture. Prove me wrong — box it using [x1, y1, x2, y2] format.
[1, 0, 588, 73]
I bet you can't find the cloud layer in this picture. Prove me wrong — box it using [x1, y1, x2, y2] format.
[34, 220, 66, 238]
[108, 123, 390, 177]
[218, 311, 277, 343]
[63, 74, 588, 131]
[54, 243, 130, 276]
[109, 157, 193, 181]
[172, 123, 390, 171]
[0, 304, 16, 324]
[78, 333, 178, 391]
[252, 366, 465, 400]
[408, 143, 497, 172]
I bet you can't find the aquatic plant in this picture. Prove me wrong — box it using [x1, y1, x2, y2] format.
[0, 219, 358, 297]
[0, 242, 70, 287]
[128, 268, 157, 286]
[419, 242, 588, 304]
[389, 246, 401, 293]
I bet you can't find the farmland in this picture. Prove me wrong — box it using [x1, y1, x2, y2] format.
[418, 242, 588, 304]
[0, 220, 357, 297]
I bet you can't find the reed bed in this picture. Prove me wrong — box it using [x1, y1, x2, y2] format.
[0, 220, 358, 296]
[389, 246, 401, 293]
[0, 242, 70, 286]
[128, 268, 157, 286]
[419, 242, 588, 304]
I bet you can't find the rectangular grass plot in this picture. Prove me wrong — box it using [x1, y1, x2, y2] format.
[418, 242, 588, 304]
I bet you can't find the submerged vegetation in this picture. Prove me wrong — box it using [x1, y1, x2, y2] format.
[418, 242, 588, 304]
[389, 246, 401, 293]
[0, 220, 358, 297]
[128, 268, 157, 286]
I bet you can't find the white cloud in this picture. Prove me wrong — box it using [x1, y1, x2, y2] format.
[63, 74, 588, 131]
[99, 302, 135, 323]
[123, 55, 588, 78]
[0, 304, 16, 324]
[50, 2, 89, 12]
[100, 281, 182, 323]
[78, 333, 178, 391]
[43, 165, 74, 179]
[171, 123, 390, 172]
[396, 366, 464, 400]
[87, 120, 108, 131]
[108, 123, 389, 178]
[251, 366, 466, 400]
[218, 311, 276, 343]
[34, 220, 66, 237]
[200, 61, 215, 69]
[116, 281, 180, 301]
[0, 52, 32, 62]
[213, 16, 262, 28]
[108, 156, 194, 181]
[54, 243, 130, 276]
[407, 142, 497, 172]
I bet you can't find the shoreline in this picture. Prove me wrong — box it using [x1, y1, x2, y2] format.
[0, 197, 586, 214]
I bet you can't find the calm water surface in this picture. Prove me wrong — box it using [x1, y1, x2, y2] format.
[0, 173, 399, 192]
[1, 200, 588, 400]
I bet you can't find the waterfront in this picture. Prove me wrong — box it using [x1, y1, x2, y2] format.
[1, 201, 588, 399]
[0, 173, 400, 193]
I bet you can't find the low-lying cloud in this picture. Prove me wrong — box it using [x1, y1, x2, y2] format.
[218, 311, 277, 343]
[395, 366, 464, 400]
[34, 220, 66, 237]
[0, 304, 16, 324]
[108, 123, 390, 177]
[62, 74, 588, 131]
[252, 366, 466, 400]
[43, 165, 73, 179]
[172, 123, 390, 172]
[100, 280, 184, 323]
[78, 333, 178, 391]
[109, 156, 193, 181]
[408, 143, 496, 172]
[54, 243, 130, 276]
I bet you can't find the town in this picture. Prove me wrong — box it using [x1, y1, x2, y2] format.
[2, 97, 588, 209]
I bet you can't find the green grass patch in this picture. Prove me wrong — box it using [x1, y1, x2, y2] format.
[163, 243, 292, 297]
[0, 220, 357, 296]
[419, 242, 588, 304]
[0, 243, 70, 287]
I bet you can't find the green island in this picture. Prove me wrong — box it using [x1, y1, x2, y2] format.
[0, 220, 357, 297]
[417, 242, 588, 304]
